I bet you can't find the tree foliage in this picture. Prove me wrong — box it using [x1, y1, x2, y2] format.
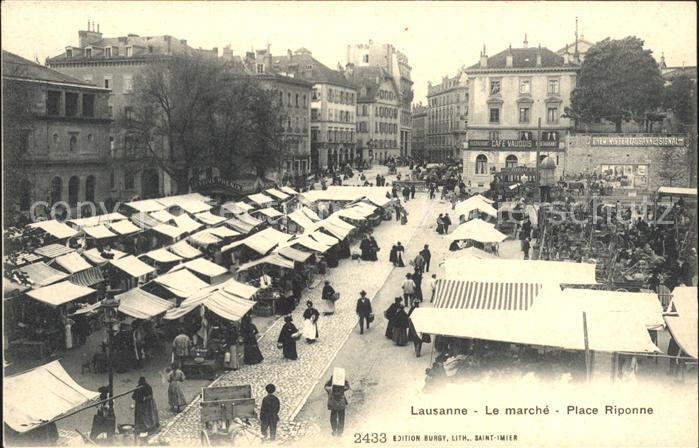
[566, 37, 664, 132]
[126, 52, 285, 192]
[663, 74, 697, 129]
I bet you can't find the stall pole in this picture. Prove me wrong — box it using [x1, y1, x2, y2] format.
[535, 118, 542, 202]
[583, 312, 591, 382]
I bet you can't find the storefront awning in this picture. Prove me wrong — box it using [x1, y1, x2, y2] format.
[4, 360, 99, 433]
[664, 286, 698, 358]
[34, 244, 75, 259]
[411, 307, 660, 354]
[151, 269, 210, 298]
[53, 252, 92, 274]
[237, 253, 295, 271]
[26, 281, 96, 307]
[266, 188, 290, 201]
[142, 248, 183, 264]
[444, 258, 597, 285]
[167, 240, 202, 259]
[109, 219, 142, 235]
[433, 279, 543, 311]
[248, 193, 275, 206]
[69, 266, 105, 287]
[28, 220, 78, 239]
[657, 186, 697, 198]
[82, 248, 127, 265]
[169, 257, 228, 279]
[115, 288, 174, 319]
[194, 211, 227, 226]
[12, 262, 68, 287]
[110, 255, 156, 278]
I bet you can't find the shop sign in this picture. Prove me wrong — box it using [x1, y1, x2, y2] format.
[590, 135, 686, 147]
[468, 140, 564, 149]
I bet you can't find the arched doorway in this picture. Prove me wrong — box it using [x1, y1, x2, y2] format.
[506, 155, 518, 182]
[141, 169, 159, 199]
[85, 175, 96, 202]
[50, 177, 62, 204]
[68, 176, 80, 206]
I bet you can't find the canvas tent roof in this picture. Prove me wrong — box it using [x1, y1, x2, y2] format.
[266, 188, 290, 200]
[665, 286, 698, 358]
[433, 279, 543, 311]
[455, 197, 498, 218]
[12, 262, 68, 287]
[448, 219, 507, 243]
[206, 226, 240, 239]
[173, 214, 204, 233]
[237, 213, 263, 227]
[68, 213, 127, 228]
[108, 219, 142, 235]
[446, 247, 499, 261]
[221, 201, 255, 215]
[248, 193, 275, 206]
[220, 278, 258, 300]
[110, 255, 156, 278]
[168, 240, 202, 259]
[34, 243, 75, 259]
[152, 269, 210, 298]
[280, 186, 299, 195]
[69, 266, 105, 288]
[125, 199, 166, 213]
[4, 360, 99, 433]
[222, 227, 291, 255]
[188, 230, 222, 247]
[170, 257, 228, 278]
[130, 212, 160, 229]
[82, 248, 127, 265]
[276, 245, 313, 263]
[657, 187, 697, 197]
[164, 284, 255, 321]
[150, 210, 178, 223]
[255, 208, 283, 218]
[142, 248, 183, 264]
[115, 288, 174, 319]
[308, 230, 340, 247]
[26, 281, 95, 307]
[152, 223, 187, 240]
[237, 253, 295, 271]
[536, 288, 665, 330]
[83, 224, 117, 239]
[29, 220, 78, 239]
[300, 207, 321, 222]
[194, 211, 227, 226]
[335, 207, 370, 221]
[411, 307, 660, 354]
[53, 252, 92, 274]
[288, 209, 316, 230]
[159, 199, 212, 214]
[224, 217, 256, 234]
[445, 258, 597, 285]
[285, 234, 332, 253]
[313, 216, 355, 239]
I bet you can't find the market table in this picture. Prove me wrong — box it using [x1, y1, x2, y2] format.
[182, 358, 219, 381]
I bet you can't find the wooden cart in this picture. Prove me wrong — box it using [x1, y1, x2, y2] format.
[200, 385, 257, 446]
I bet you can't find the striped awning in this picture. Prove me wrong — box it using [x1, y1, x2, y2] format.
[69, 266, 105, 287]
[433, 279, 543, 311]
[34, 244, 75, 259]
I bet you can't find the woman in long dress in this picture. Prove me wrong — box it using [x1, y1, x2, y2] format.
[302, 301, 320, 343]
[360, 237, 372, 261]
[132, 377, 160, 434]
[277, 315, 300, 360]
[321, 281, 337, 315]
[167, 364, 187, 413]
[394, 243, 405, 267]
[369, 237, 380, 261]
[391, 305, 410, 346]
[389, 244, 399, 266]
[384, 298, 402, 339]
[241, 316, 264, 365]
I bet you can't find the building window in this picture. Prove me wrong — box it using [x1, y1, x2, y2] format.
[303, 94, 307, 108]
[490, 79, 501, 95]
[548, 79, 560, 95]
[68, 176, 80, 206]
[65, 92, 79, 116]
[505, 154, 518, 168]
[85, 175, 96, 202]
[287, 93, 292, 106]
[519, 79, 531, 94]
[295, 94, 299, 107]
[82, 94, 95, 117]
[52, 133, 59, 145]
[126, 46, 133, 57]
[475, 154, 488, 174]
[123, 75, 133, 93]
[256, 63, 265, 74]
[312, 88, 320, 100]
[520, 131, 533, 140]
[85, 48, 92, 58]
[489, 130, 500, 140]
[125, 106, 134, 121]
[519, 107, 530, 123]
[489, 108, 500, 123]
[105, 47, 111, 58]
[50, 177, 62, 204]
[66, 48, 73, 59]
[124, 171, 135, 190]
[362, 54, 369, 63]
[542, 131, 559, 141]
[547, 107, 558, 123]
[69, 134, 78, 152]
[104, 76, 111, 89]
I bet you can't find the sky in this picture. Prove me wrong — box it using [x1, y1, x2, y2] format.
[2, 1, 696, 103]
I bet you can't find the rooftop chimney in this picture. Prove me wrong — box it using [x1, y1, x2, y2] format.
[659, 51, 667, 69]
[536, 44, 542, 66]
[79, 22, 103, 48]
[505, 45, 513, 67]
[480, 44, 488, 68]
[523, 33, 528, 48]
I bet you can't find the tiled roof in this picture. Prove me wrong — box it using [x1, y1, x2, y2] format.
[345, 66, 396, 100]
[467, 47, 568, 70]
[45, 34, 191, 63]
[2, 50, 94, 86]
[271, 52, 356, 89]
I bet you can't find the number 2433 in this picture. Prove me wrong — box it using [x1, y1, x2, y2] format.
[354, 433, 387, 443]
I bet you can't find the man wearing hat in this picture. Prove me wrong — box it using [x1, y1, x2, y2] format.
[355, 290, 373, 335]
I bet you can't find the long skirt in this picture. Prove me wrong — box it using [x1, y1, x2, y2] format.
[168, 381, 187, 408]
[392, 327, 409, 346]
[282, 340, 298, 360]
[134, 398, 159, 433]
[385, 322, 393, 339]
[322, 299, 335, 315]
[243, 343, 264, 365]
[396, 254, 405, 267]
[302, 319, 319, 340]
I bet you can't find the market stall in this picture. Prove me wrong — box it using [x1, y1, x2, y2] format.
[28, 219, 78, 241]
[168, 240, 203, 260]
[169, 257, 230, 285]
[148, 269, 210, 302]
[664, 286, 698, 359]
[247, 193, 275, 208]
[82, 247, 127, 265]
[444, 258, 597, 285]
[34, 243, 76, 260]
[141, 248, 185, 273]
[194, 211, 227, 227]
[237, 254, 295, 315]
[221, 201, 255, 216]
[222, 227, 292, 267]
[109, 255, 157, 290]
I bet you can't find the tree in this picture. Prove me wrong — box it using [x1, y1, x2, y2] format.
[566, 37, 664, 132]
[126, 53, 287, 191]
[663, 74, 697, 131]
[656, 146, 689, 187]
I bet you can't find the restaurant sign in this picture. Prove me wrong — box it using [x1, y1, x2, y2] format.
[467, 140, 564, 149]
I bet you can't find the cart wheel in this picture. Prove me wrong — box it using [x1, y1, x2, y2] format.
[201, 430, 212, 447]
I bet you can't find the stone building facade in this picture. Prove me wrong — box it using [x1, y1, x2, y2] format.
[463, 39, 579, 191]
[426, 68, 469, 162]
[411, 104, 427, 162]
[3, 50, 112, 216]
